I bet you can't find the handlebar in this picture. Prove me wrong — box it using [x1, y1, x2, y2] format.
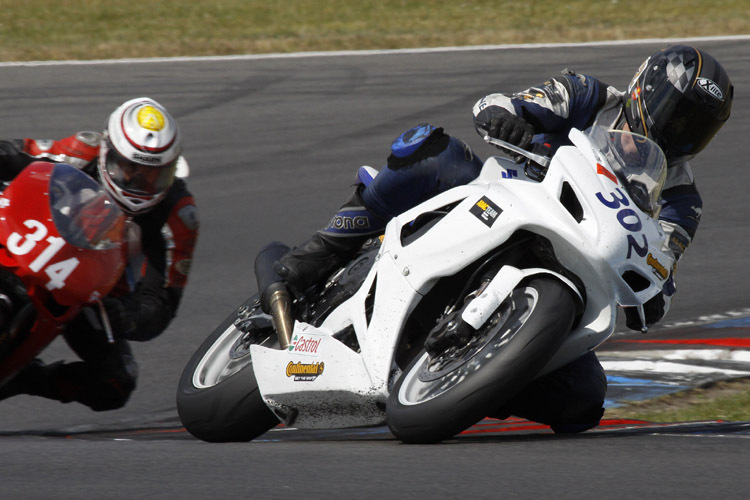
[483, 135, 551, 169]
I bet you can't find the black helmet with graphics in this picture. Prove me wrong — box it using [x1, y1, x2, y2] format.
[99, 97, 182, 214]
[624, 45, 733, 164]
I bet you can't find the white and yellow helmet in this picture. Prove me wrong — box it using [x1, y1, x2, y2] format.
[99, 97, 182, 214]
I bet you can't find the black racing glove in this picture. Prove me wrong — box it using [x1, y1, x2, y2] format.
[475, 106, 535, 151]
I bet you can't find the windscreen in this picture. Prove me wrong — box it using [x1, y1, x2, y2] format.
[49, 163, 126, 250]
[586, 127, 667, 217]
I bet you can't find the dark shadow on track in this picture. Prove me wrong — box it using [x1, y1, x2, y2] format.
[2, 417, 748, 442]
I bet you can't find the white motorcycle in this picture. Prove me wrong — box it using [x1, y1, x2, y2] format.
[176, 126, 672, 443]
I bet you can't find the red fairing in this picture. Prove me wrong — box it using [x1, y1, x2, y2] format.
[0, 162, 127, 313]
[24, 133, 100, 167]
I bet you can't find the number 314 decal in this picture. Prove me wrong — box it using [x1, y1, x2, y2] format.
[6, 219, 79, 290]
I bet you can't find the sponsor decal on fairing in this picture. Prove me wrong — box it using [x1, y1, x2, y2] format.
[647, 253, 668, 279]
[286, 361, 325, 381]
[596, 164, 618, 184]
[287, 333, 325, 356]
[470, 196, 502, 228]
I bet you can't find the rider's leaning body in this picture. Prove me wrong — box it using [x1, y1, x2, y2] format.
[472, 68, 698, 326]
[0, 99, 199, 411]
[267, 45, 733, 433]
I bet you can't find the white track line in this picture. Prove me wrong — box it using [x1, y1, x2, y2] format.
[603, 349, 750, 363]
[601, 359, 750, 377]
[2, 35, 749, 67]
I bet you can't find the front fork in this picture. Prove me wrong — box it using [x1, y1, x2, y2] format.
[94, 297, 115, 344]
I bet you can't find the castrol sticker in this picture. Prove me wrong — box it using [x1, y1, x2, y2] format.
[287, 333, 325, 357]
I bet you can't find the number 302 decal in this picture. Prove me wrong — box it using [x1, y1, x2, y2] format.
[595, 189, 649, 259]
[6, 219, 79, 290]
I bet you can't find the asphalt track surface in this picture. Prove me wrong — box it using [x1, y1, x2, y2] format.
[1, 38, 749, 499]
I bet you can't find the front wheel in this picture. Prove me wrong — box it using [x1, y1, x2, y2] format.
[386, 277, 577, 443]
[176, 295, 281, 442]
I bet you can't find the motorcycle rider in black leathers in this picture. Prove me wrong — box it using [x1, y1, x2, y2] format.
[0, 98, 199, 411]
[267, 45, 733, 432]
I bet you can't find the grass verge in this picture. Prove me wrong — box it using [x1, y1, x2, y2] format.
[605, 377, 750, 422]
[0, 1, 747, 62]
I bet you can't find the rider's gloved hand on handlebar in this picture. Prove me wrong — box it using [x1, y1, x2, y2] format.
[475, 106, 535, 151]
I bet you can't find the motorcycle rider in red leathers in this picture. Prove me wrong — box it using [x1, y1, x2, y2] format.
[271, 45, 733, 432]
[0, 97, 199, 411]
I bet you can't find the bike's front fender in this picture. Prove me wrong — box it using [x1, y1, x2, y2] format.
[461, 266, 583, 330]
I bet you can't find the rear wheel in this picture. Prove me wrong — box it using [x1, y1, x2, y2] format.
[176, 295, 280, 442]
[386, 277, 577, 444]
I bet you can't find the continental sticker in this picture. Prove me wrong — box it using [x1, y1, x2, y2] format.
[286, 361, 325, 381]
[647, 253, 668, 280]
[470, 196, 502, 228]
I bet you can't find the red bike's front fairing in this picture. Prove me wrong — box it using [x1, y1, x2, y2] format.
[0, 162, 127, 384]
[0, 162, 126, 310]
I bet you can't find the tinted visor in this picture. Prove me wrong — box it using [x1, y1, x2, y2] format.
[643, 79, 725, 157]
[104, 146, 176, 197]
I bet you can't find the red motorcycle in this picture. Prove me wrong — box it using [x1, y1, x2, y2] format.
[0, 161, 127, 387]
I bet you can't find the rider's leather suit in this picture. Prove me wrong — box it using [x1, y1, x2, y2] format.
[0, 132, 198, 410]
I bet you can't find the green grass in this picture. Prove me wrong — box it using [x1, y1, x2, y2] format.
[0, 0, 747, 61]
[605, 377, 750, 423]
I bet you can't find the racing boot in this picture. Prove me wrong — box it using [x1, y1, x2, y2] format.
[0, 359, 65, 401]
[274, 185, 385, 295]
[273, 233, 354, 294]
[0, 338, 137, 411]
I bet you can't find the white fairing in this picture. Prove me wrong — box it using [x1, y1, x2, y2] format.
[251, 128, 673, 429]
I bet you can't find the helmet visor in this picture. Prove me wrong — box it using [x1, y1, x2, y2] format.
[103, 145, 176, 198]
[642, 79, 726, 158]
